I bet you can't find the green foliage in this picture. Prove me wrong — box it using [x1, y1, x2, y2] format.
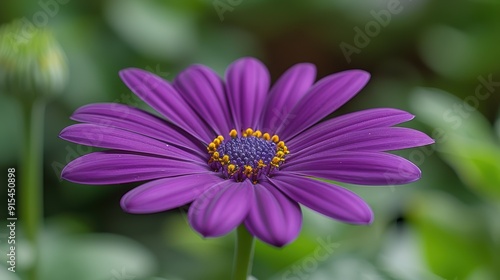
[412, 88, 500, 200]
[408, 191, 494, 279]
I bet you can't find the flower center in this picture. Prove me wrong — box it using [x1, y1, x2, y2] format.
[207, 128, 289, 183]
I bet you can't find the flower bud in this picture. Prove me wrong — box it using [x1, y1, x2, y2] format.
[0, 20, 68, 100]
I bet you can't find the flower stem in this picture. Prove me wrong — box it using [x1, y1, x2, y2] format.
[20, 99, 45, 280]
[232, 225, 255, 280]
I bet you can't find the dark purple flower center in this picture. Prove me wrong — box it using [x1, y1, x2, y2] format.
[207, 128, 289, 183]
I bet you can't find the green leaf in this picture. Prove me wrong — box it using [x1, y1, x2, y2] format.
[408, 191, 493, 279]
[40, 233, 157, 280]
[439, 137, 500, 200]
[105, 0, 197, 61]
[410, 88, 500, 200]
[410, 87, 495, 143]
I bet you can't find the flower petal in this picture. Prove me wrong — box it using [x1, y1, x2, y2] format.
[277, 70, 370, 140]
[174, 65, 233, 135]
[225, 57, 270, 132]
[119, 68, 214, 142]
[188, 179, 254, 237]
[283, 152, 421, 185]
[269, 173, 373, 224]
[288, 108, 415, 151]
[290, 127, 434, 159]
[260, 63, 316, 133]
[244, 182, 302, 247]
[71, 103, 205, 155]
[59, 124, 204, 162]
[61, 151, 210, 185]
[120, 174, 224, 214]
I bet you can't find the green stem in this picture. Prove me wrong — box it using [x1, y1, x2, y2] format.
[232, 225, 255, 280]
[20, 99, 45, 280]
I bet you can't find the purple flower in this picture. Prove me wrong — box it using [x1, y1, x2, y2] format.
[60, 57, 433, 247]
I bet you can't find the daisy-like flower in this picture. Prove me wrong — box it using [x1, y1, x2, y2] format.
[60, 57, 433, 247]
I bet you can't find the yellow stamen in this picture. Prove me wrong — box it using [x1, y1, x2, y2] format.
[217, 135, 224, 142]
[283, 146, 289, 154]
[271, 135, 279, 143]
[262, 133, 270, 141]
[277, 141, 285, 149]
[221, 155, 230, 165]
[271, 157, 281, 167]
[230, 129, 238, 138]
[245, 128, 253, 137]
[243, 165, 253, 176]
[227, 164, 236, 175]
[207, 142, 217, 153]
[213, 138, 221, 146]
[212, 151, 220, 160]
[253, 130, 262, 138]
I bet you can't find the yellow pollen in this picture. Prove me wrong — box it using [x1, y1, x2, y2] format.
[228, 164, 236, 174]
[230, 129, 238, 138]
[217, 135, 224, 142]
[243, 165, 253, 176]
[276, 151, 285, 158]
[283, 146, 289, 154]
[207, 142, 217, 153]
[212, 151, 220, 160]
[257, 159, 266, 168]
[245, 128, 253, 137]
[271, 135, 279, 143]
[213, 138, 221, 146]
[271, 157, 281, 167]
[277, 141, 285, 149]
[253, 130, 262, 138]
[221, 155, 230, 165]
[262, 133, 270, 140]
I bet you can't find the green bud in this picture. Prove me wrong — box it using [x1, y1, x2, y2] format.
[0, 20, 68, 100]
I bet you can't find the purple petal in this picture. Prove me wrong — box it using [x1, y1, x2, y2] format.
[61, 151, 211, 185]
[260, 63, 316, 133]
[288, 108, 415, 151]
[188, 179, 254, 237]
[269, 173, 373, 224]
[225, 57, 270, 132]
[277, 70, 370, 140]
[119, 68, 215, 143]
[71, 103, 205, 155]
[174, 65, 233, 136]
[290, 127, 434, 159]
[120, 174, 224, 214]
[244, 182, 302, 247]
[60, 124, 204, 162]
[283, 152, 421, 185]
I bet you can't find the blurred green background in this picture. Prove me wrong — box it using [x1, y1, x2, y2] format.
[1, 0, 500, 279]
